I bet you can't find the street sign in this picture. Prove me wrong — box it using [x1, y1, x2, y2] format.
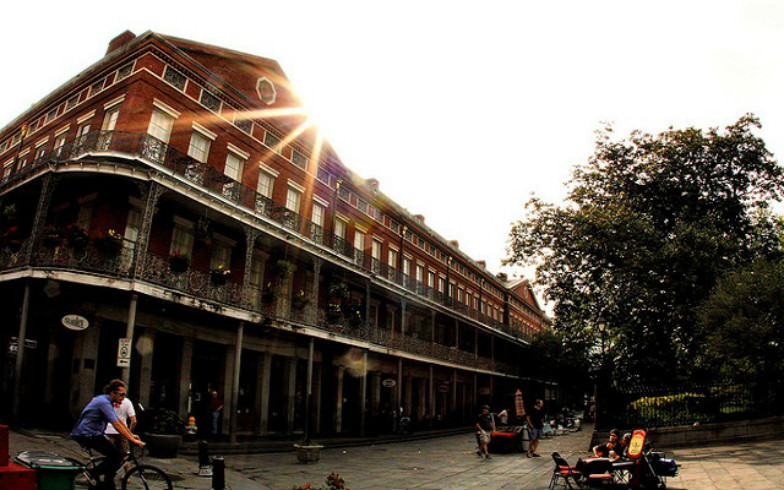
[62, 314, 89, 331]
[117, 338, 132, 367]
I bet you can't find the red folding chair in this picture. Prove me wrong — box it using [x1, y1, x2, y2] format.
[550, 452, 583, 490]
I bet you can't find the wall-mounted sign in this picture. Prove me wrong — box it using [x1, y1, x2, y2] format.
[61, 314, 89, 331]
[117, 338, 132, 368]
[382, 378, 396, 388]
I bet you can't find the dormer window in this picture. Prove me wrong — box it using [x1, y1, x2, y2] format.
[256, 77, 276, 105]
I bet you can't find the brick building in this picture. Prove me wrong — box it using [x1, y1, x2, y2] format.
[0, 31, 551, 438]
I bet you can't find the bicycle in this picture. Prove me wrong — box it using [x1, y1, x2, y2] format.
[76, 444, 172, 490]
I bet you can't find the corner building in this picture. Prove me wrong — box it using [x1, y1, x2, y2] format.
[0, 31, 552, 437]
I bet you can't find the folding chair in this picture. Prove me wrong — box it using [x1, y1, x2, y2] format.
[549, 452, 583, 490]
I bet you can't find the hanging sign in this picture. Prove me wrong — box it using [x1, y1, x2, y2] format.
[515, 389, 526, 417]
[382, 378, 396, 388]
[117, 338, 132, 367]
[62, 314, 89, 331]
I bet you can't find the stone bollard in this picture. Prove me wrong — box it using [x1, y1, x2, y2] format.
[198, 440, 213, 477]
[211, 456, 225, 490]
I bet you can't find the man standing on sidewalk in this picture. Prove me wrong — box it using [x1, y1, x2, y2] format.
[526, 399, 545, 457]
[476, 404, 495, 459]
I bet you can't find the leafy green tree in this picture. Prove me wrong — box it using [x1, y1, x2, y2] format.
[697, 257, 784, 384]
[507, 115, 784, 385]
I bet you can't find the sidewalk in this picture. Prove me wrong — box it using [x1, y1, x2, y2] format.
[9, 426, 784, 489]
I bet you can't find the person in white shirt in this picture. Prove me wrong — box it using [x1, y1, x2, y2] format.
[105, 396, 137, 454]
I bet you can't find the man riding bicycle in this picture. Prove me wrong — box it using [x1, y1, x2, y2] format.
[71, 379, 144, 490]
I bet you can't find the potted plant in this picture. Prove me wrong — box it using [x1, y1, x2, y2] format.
[273, 259, 294, 277]
[261, 282, 277, 304]
[41, 224, 62, 247]
[327, 281, 349, 301]
[293, 439, 325, 464]
[143, 409, 185, 458]
[169, 252, 190, 273]
[65, 224, 88, 250]
[210, 264, 231, 285]
[292, 289, 310, 310]
[1, 225, 22, 252]
[93, 228, 123, 255]
[326, 302, 342, 323]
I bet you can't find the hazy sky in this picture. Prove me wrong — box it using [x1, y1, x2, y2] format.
[1, 1, 783, 308]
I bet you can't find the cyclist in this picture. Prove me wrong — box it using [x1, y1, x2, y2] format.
[71, 379, 144, 490]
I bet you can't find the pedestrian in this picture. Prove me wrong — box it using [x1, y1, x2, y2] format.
[526, 399, 545, 457]
[71, 379, 144, 490]
[209, 390, 224, 436]
[104, 390, 136, 470]
[475, 404, 495, 459]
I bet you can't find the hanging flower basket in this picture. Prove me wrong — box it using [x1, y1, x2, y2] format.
[291, 290, 310, 310]
[93, 228, 123, 255]
[326, 303, 342, 323]
[327, 282, 349, 300]
[169, 253, 190, 273]
[262, 283, 277, 304]
[273, 259, 294, 277]
[210, 265, 231, 285]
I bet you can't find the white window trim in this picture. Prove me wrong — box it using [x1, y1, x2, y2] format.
[312, 194, 329, 207]
[18, 148, 30, 157]
[388, 244, 399, 253]
[226, 143, 250, 161]
[372, 234, 385, 243]
[54, 125, 71, 137]
[35, 137, 50, 148]
[152, 99, 182, 119]
[258, 161, 279, 177]
[192, 122, 217, 140]
[77, 110, 96, 124]
[103, 95, 126, 110]
[355, 224, 368, 234]
[287, 179, 306, 193]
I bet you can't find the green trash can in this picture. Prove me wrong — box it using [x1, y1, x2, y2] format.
[14, 451, 84, 490]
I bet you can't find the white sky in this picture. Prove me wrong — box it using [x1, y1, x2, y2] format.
[2, 0, 783, 309]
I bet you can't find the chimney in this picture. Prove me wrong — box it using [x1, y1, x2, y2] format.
[496, 272, 508, 282]
[107, 30, 137, 55]
[366, 178, 380, 192]
[477, 260, 487, 269]
[448, 240, 459, 249]
[413, 214, 425, 224]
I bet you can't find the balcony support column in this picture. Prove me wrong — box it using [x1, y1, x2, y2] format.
[400, 300, 407, 338]
[138, 330, 156, 409]
[428, 365, 435, 424]
[360, 349, 368, 436]
[305, 258, 322, 324]
[133, 182, 164, 278]
[335, 365, 345, 433]
[11, 279, 32, 423]
[229, 321, 244, 443]
[177, 337, 194, 421]
[242, 225, 259, 290]
[255, 352, 272, 435]
[27, 173, 57, 263]
[121, 293, 138, 383]
[396, 358, 403, 428]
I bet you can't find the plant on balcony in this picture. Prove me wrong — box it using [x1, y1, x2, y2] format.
[292, 289, 310, 310]
[0, 225, 22, 251]
[326, 302, 342, 323]
[168, 252, 190, 273]
[65, 224, 88, 250]
[1, 203, 17, 221]
[347, 301, 363, 326]
[262, 282, 278, 304]
[41, 224, 62, 246]
[327, 281, 349, 301]
[273, 259, 294, 277]
[210, 264, 231, 285]
[93, 228, 123, 255]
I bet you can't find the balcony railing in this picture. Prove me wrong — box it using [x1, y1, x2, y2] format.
[0, 130, 530, 343]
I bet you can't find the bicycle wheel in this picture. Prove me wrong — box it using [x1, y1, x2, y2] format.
[121, 465, 172, 490]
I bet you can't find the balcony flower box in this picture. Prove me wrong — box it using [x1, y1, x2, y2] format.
[41, 224, 62, 247]
[210, 265, 231, 285]
[169, 253, 190, 273]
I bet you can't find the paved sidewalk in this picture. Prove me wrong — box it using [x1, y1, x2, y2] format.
[10, 426, 784, 489]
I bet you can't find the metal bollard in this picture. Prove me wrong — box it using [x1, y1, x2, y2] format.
[211, 456, 225, 490]
[198, 440, 213, 477]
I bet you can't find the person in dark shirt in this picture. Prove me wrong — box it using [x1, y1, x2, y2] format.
[526, 399, 545, 457]
[593, 429, 621, 459]
[475, 405, 495, 459]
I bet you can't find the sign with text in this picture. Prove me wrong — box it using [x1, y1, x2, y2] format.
[117, 338, 132, 367]
[61, 314, 89, 331]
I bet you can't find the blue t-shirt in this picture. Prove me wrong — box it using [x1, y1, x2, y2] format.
[70, 394, 119, 438]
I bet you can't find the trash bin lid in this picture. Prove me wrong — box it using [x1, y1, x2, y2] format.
[15, 451, 83, 470]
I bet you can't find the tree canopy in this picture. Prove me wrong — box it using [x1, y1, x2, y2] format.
[507, 115, 784, 384]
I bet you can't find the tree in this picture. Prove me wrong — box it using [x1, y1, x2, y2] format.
[697, 257, 784, 385]
[507, 115, 784, 385]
